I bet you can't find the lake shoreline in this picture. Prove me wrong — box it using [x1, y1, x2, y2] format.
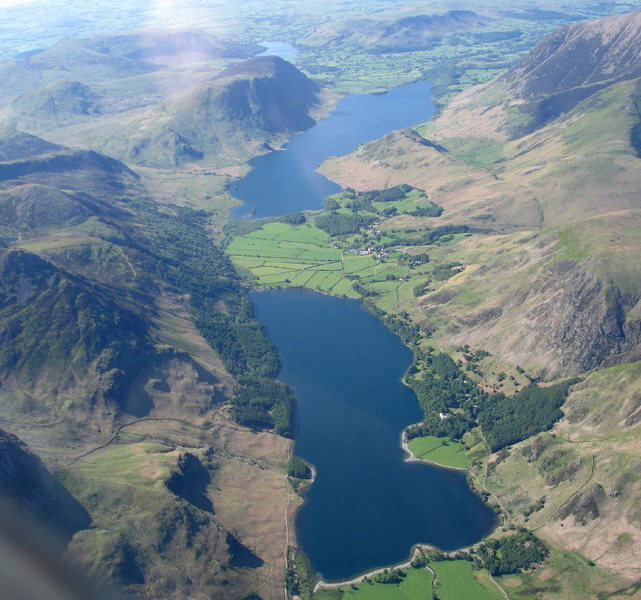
[400, 425, 468, 473]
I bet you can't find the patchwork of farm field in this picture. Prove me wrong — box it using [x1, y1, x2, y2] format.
[228, 221, 426, 302]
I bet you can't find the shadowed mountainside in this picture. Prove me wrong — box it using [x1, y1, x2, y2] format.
[0, 428, 91, 541]
[95, 55, 320, 167]
[0, 128, 290, 599]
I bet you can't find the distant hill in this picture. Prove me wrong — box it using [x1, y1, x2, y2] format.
[0, 27, 259, 99]
[304, 10, 491, 52]
[9, 80, 99, 128]
[96, 55, 321, 167]
[94, 27, 261, 65]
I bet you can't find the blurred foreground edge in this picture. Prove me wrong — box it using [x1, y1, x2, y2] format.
[0, 497, 119, 600]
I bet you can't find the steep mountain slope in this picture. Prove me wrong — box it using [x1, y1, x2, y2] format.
[0, 127, 62, 159]
[510, 8, 641, 124]
[93, 55, 320, 167]
[0, 129, 292, 599]
[318, 9, 641, 585]
[409, 210, 641, 378]
[321, 10, 641, 230]
[0, 247, 155, 428]
[0, 428, 91, 541]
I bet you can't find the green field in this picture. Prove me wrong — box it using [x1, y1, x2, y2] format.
[227, 221, 428, 307]
[408, 435, 470, 470]
[431, 560, 502, 600]
[313, 567, 434, 600]
[313, 561, 502, 600]
[227, 222, 361, 296]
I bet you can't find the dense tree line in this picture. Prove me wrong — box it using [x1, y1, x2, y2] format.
[233, 376, 294, 437]
[363, 303, 422, 346]
[314, 212, 377, 236]
[279, 212, 306, 224]
[360, 184, 415, 203]
[478, 379, 580, 452]
[421, 225, 469, 244]
[128, 198, 294, 436]
[408, 201, 443, 217]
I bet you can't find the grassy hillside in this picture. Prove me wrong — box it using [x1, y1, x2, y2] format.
[0, 130, 293, 599]
[313, 9, 641, 592]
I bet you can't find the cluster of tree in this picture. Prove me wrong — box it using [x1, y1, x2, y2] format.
[373, 569, 406, 584]
[459, 345, 491, 363]
[233, 376, 294, 437]
[279, 212, 306, 225]
[344, 196, 375, 213]
[407, 252, 430, 266]
[314, 212, 377, 236]
[421, 225, 469, 245]
[322, 185, 443, 220]
[322, 196, 341, 211]
[408, 201, 443, 217]
[477, 379, 580, 451]
[360, 184, 416, 203]
[523, 497, 546, 517]
[287, 456, 312, 479]
[408, 351, 486, 418]
[406, 410, 475, 441]
[476, 529, 548, 575]
[431, 262, 462, 281]
[128, 198, 293, 436]
[413, 282, 429, 297]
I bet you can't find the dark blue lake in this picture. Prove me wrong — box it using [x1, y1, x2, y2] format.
[251, 289, 496, 581]
[230, 79, 434, 218]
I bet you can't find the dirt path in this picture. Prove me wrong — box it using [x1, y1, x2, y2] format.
[314, 557, 416, 592]
[66, 416, 201, 465]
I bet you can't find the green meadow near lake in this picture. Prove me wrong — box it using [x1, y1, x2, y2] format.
[431, 560, 502, 600]
[227, 220, 435, 304]
[227, 217, 449, 313]
[407, 435, 470, 470]
[314, 568, 433, 600]
[313, 559, 502, 600]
